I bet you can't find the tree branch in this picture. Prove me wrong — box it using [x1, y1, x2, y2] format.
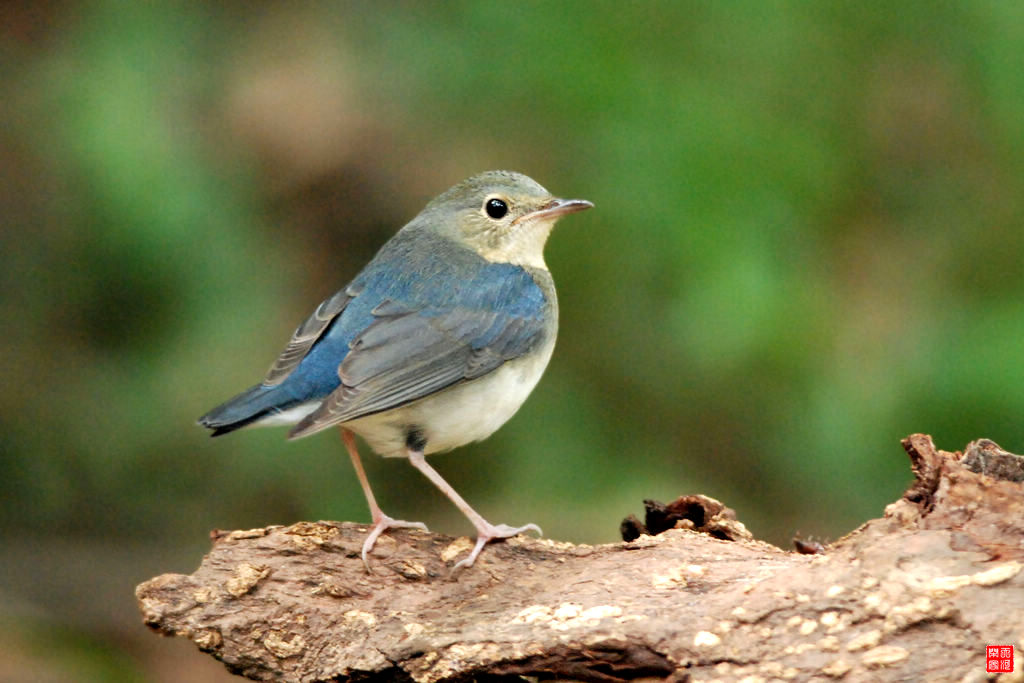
[136, 435, 1024, 681]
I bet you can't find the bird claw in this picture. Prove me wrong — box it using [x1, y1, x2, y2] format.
[490, 522, 543, 538]
[453, 521, 543, 571]
[361, 515, 429, 571]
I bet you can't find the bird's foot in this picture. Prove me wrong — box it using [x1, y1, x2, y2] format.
[454, 521, 543, 571]
[361, 515, 429, 571]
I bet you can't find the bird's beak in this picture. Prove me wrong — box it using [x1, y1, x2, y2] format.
[515, 197, 594, 225]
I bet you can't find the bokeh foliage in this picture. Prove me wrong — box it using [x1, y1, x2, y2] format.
[3, 2, 1024, 679]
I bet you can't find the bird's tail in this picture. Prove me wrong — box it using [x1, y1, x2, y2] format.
[197, 384, 284, 436]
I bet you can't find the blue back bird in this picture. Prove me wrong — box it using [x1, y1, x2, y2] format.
[198, 171, 592, 569]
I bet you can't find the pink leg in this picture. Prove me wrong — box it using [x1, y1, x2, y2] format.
[406, 448, 541, 570]
[341, 428, 427, 570]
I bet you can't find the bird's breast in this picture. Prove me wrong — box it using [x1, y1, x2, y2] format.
[344, 332, 557, 458]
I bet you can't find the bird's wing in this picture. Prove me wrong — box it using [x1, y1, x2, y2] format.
[288, 264, 550, 438]
[262, 287, 352, 386]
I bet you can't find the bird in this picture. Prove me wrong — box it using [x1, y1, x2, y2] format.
[198, 170, 592, 569]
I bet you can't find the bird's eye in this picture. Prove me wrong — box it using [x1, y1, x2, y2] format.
[485, 198, 508, 219]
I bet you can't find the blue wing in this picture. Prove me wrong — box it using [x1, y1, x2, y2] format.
[198, 228, 552, 437]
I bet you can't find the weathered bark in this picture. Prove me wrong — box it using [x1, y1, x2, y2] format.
[136, 435, 1024, 682]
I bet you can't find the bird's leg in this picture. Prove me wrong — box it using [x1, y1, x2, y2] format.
[406, 448, 542, 570]
[340, 428, 428, 570]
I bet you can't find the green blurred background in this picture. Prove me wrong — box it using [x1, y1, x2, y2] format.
[3, 1, 1024, 680]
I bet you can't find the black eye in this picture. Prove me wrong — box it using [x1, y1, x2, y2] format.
[485, 198, 508, 219]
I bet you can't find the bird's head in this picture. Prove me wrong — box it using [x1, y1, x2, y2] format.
[421, 170, 592, 269]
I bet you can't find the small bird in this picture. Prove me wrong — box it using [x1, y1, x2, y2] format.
[198, 171, 592, 569]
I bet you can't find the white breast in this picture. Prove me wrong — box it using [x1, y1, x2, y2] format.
[344, 335, 556, 457]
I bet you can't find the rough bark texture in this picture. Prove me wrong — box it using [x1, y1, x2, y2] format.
[137, 435, 1024, 682]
